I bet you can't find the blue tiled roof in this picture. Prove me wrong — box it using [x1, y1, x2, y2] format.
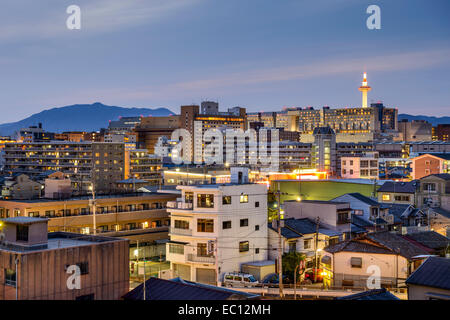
[336, 288, 399, 300]
[123, 277, 259, 300]
[406, 257, 450, 290]
[346, 193, 379, 206]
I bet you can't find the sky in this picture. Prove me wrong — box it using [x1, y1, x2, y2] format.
[0, 0, 449, 123]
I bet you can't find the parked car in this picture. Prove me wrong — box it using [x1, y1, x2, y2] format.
[304, 268, 323, 283]
[261, 273, 291, 287]
[223, 272, 259, 287]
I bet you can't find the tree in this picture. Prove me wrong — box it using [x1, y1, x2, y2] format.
[282, 252, 306, 283]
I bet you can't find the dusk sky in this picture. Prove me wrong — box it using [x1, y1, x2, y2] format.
[0, 0, 449, 123]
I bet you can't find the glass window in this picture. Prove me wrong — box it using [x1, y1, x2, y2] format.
[197, 194, 214, 208]
[4, 269, 16, 287]
[174, 220, 189, 229]
[239, 241, 249, 252]
[222, 196, 232, 205]
[16, 225, 28, 242]
[240, 219, 248, 227]
[197, 219, 214, 232]
[240, 194, 248, 203]
[222, 221, 232, 229]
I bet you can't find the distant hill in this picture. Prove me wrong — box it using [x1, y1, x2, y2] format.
[398, 114, 450, 126]
[0, 102, 175, 136]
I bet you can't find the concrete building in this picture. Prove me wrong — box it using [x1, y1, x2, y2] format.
[0, 192, 177, 243]
[44, 172, 72, 199]
[341, 152, 379, 179]
[166, 181, 268, 285]
[2, 141, 126, 195]
[416, 173, 450, 210]
[397, 119, 432, 142]
[410, 153, 450, 180]
[0, 217, 129, 300]
[125, 149, 162, 186]
[134, 115, 181, 153]
[313, 127, 337, 175]
[433, 124, 450, 142]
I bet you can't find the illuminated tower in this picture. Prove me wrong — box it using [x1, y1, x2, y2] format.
[358, 72, 372, 108]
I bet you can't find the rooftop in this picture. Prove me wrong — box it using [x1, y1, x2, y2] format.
[403, 231, 450, 251]
[377, 181, 418, 193]
[336, 288, 399, 300]
[406, 257, 450, 291]
[123, 277, 259, 300]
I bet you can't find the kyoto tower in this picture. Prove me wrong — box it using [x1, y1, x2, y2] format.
[358, 72, 372, 108]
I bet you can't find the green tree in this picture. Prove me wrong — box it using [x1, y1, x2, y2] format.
[282, 252, 306, 282]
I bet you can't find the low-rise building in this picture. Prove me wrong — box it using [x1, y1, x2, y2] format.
[1, 174, 42, 200]
[416, 173, 450, 210]
[406, 256, 450, 300]
[410, 154, 450, 180]
[340, 153, 379, 180]
[0, 217, 129, 300]
[377, 181, 418, 205]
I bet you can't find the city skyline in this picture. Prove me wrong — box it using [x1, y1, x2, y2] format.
[0, 0, 449, 123]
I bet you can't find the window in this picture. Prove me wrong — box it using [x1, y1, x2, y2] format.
[197, 194, 214, 208]
[382, 194, 390, 201]
[222, 221, 232, 229]
[197, 219, 214, 232]
[240, 194, 248, 203]
[174, 220, 189, 229]
[255, 225, 259, 231]
[337, 212, 349, 224]
[288, 241, 297, 252]
[350, 257, 362, 268]
[197, 243, 213, 257]
[239, 241, 249, 252]
[4, 268, 16, 287]
[304, 239, 312, 249]
[255, 201, 259, 208]
[255, 248, 260, 254]
[185, 192, 194, 204]
[222, 196, 232, 205]
[240, 219, 248, 227]
[16, 225, 29, 242]
[423, 183, 436, 192]
[99, 225, 108, 232]
[169, 244, 184, 255]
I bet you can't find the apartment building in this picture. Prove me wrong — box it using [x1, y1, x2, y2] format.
[0, 217, 129, 300]
[416, 173, 450, 210]
[2, 141, 125, 194]
[125, 149, 162, 186]
[0, 192, 177, 243]
[166, 176, 267, 285]
[134, 115, 181, 153]
[341, 152, 379, 179]
[411, 154, 450, 180]
[397, 119, 432, 142]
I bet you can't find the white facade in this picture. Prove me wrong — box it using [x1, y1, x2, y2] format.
[166, 183, 268, 284]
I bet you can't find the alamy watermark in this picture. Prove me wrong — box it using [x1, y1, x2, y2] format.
[366, 5, 381, 30]
[66, 264, 81, 290]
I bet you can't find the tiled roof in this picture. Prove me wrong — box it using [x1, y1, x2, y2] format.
[424, 173, 450, 181]
[406, 257, 450, 290]
[122, 277, 259, 300]
[345, 193, 379, 206]
[377, 181, 418, 193]
[367, 232, 431, 260]
[351, 215, 374, 228]
[269, 218, 340, 239]
[336, 288, 399, 300]
[403, 231, 450, 250]
[431, 207, 450, 219]
[324, 240, 393, 255]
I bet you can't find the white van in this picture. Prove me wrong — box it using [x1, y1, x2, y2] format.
[223, 272, 259, 287]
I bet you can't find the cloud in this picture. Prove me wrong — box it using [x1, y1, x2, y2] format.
[52, 47, 450, 103]
[0, 0, 203, 41]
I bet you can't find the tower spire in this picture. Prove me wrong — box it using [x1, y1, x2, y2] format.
[358, 72, 372, 108]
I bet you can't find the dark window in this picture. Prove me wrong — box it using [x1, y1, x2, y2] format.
[197, 219, 214, 232]
[255, 201, 259, 208]
[16, 225, 29, 242]
[174, 220, 189, 229]
[239, 241, 249, 252]
[255, 225, 259, 231]
[255, 248, 260, 254]
[222, 196, 232, 205]
[222, 221, 232, 229]
[77, 262, 89, 275]
[240, 219, 249, 227]
[76, 293, 94, 300]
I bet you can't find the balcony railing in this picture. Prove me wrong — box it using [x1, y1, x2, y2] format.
[169, 227, 192, 236]
[187, 254, 215, 264]
[167, 201, 193, 210]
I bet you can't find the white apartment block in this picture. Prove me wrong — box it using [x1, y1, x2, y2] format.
[166, 182, 268, 285]
[341, 152, 379, 179]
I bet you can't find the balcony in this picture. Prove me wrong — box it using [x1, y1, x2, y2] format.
[169, 227, 192, 236]
[167, 201, 193, 210]
[187, 254, 215, 264]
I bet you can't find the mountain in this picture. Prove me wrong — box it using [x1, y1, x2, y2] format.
[0, 102, 175, 136]
[398, 114, 450, 126]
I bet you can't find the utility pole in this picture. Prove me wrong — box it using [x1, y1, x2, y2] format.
[314, 216, 320, 283]
[276, 182, 284, 299]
